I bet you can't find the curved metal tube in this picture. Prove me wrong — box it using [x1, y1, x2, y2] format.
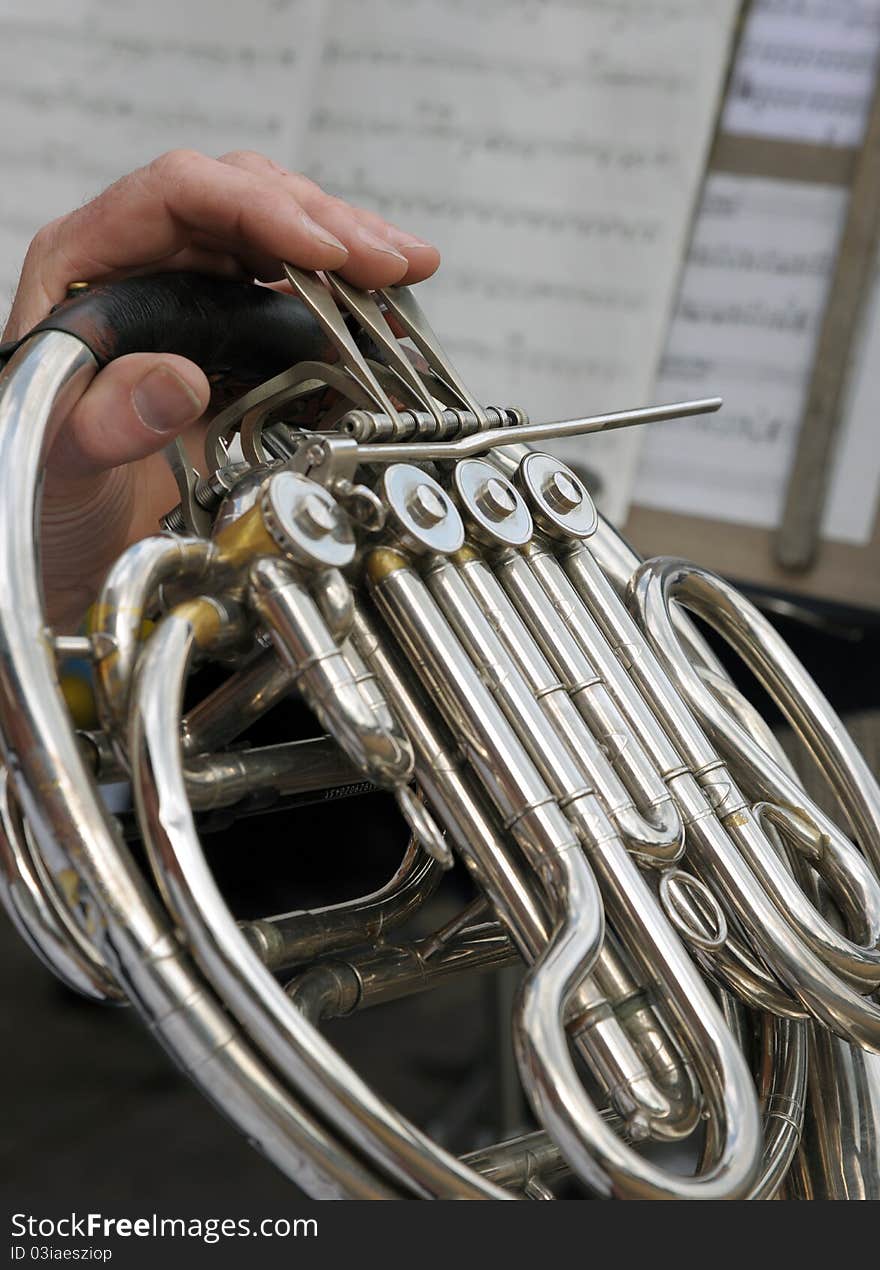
[590, 933, 699, 1131]
[423, 551, 701, 1138]
[0, 768, 121, 1001]
[0, 331, 403, 1200]
[513, 825, 760, 1199]
[591, 515, 729, 678]
[3, 321, 875, 1201]
[680, 674, 818, 1014]
[688, 665, 810, 1199]
[632, 558, 880, 913]
[92, 533, 214, 745]
[249, 555, 450, 866]
[242, 837, 441, 973]
[747, 1017, 808, 1200]
[494, 545, 688, 867]
[796, 1028, 880, 1199]
[452, 548, 684, 865]
[368, 551, 761, 1197]
[709, 683, 880, 1201]
[348, 599, 685, 1140]
[507, 540, 805, 1016]
[556, 540, 880, 1046]
[249, 557, 413, 787]
[129, 604, 507, 1198]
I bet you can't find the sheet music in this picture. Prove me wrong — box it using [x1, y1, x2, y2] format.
[299, 0, 739, 522]
[723, 0, 880, 146]
[0, 0, 738, 522]
[635, 1, 880, 544]
[0, 0, 325, 300]
[634, 173, 850, 528]
[824, 249, 880, 543]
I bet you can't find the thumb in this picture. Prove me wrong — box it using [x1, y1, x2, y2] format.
[45, 352, 211, 479]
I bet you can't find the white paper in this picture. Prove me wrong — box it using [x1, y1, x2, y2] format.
[634, 171, 880, 545]
[299, 0, 739, 522]
[723, 0, 880, 147]
[635, 0, 880, 546]
[0, 0, 738, 524]
[0, 0, 325, 300]
[634, 172, 859, 532]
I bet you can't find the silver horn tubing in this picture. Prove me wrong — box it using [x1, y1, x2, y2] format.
[0, 767, 121, 1001]
[422, 555, 755, 1160]
[422, 553, 713, 1141]
[367, 550, 761, 1198]
[366, 552, 596, 911]
[492, 545, 685, 861]
[631, 558, 880, 932]
[559, 540, 880, 1047]
[0, 331, 399, 1200]
[422, 552, 695, 1136]
[249, 556, 413, 790]
[458, 546, 684, 865]
[347, 600, 683, 1138]
[130, 603, 507, 1199]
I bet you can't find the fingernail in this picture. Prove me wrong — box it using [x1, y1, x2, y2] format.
[299, 211, 348, 254]
[132, 366, 203, 435]
[356, 226, 409, 261]
[392, 235, 436, 251]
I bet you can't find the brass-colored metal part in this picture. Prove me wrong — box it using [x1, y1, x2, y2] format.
[450, 544, 481, 566]
[212, 500, 280, 569]
[174, 597, 227, 649]
[366, 547, 410, 583]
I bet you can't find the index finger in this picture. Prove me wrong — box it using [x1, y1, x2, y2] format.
[6, 149, 353, 336]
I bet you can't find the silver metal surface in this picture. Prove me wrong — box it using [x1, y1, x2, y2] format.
[368, 550, 760, 1196]
[325, 272, 447, 432]
[378, 284, 490, 426]
[129, 603, 503, 1198]
[379, 464, 464, 556]
[344, 396, 724, 467]
[283, 264, 401, 423]
[451, 460, 533, 546]
[3, 269, 880, 1202]
[261, 470, 355, 568]
[518, 453, 598, 540]
[0, 332, 398, 1199]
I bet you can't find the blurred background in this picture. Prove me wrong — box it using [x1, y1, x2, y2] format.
[2, 0, 880, 1208]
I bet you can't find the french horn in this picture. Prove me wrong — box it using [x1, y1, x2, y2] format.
[1, 264, 879, 1200]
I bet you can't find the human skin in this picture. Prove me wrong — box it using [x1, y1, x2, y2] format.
[1, 148, 440, 628]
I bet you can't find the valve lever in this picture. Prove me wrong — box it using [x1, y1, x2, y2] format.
[325, 274, 446, 432]
[283, 264, 401, 423]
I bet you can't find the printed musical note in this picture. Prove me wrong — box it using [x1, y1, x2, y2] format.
[723, 0, 880, 146]
[635, 0, 880, 546]
[0, 0, 324, 299]
[299, 0, 739, 519]
[0, 0, 739, 521]
[634, 171, 880, 544]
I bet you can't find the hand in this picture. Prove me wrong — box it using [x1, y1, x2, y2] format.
[1, 149, 440, 628]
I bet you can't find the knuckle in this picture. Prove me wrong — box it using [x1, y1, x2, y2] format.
[295, 171, 326, 196]
[322, 194, 354, 215]
[149, 148, 204, 183]
[24, 218, 62, 263]
[218, 148, 263, 166]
